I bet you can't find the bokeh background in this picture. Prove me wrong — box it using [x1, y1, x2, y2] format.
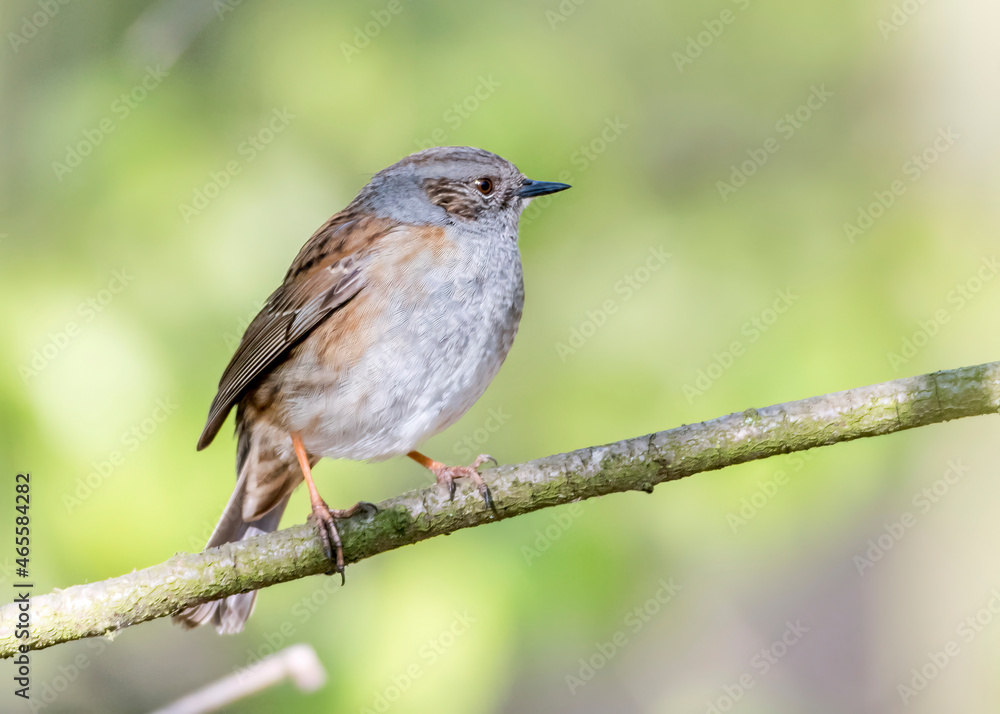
[3, 0, 1000, 712]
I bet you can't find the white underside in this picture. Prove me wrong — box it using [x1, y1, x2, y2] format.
[284, 233, 523, 461]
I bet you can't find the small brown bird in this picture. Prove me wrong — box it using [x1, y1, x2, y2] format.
[174, 146, 570, 633]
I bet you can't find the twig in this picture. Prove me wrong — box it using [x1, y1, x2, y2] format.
[150, 644, 325, 713]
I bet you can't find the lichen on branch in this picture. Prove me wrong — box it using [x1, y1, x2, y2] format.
[2, 361, 998, 657]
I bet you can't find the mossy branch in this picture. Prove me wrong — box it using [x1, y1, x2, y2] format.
[2, 361, 999, 657]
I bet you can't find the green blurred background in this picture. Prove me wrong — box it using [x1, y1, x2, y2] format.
[3, 0, 1000, 712]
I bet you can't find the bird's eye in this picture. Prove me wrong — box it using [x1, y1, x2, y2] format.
[474, 177, 494, 195]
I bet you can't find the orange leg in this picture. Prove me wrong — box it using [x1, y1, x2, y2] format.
[292, 432, 375, 582]
[407, 450, 497, 511]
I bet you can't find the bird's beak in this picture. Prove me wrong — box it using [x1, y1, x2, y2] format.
[517, 179, 572, 198]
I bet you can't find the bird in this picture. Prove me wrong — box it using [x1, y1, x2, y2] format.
[173, 146, 570, 634]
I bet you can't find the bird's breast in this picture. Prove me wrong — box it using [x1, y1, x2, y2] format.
[285, 225, 524, 461]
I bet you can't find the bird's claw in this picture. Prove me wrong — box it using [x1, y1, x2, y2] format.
[307, 502, 344, 583]
[473, 454, 499, 469]
[308, 498, 378, 584]
[351, 501, 379, 519]
[433, 454, 497, 512]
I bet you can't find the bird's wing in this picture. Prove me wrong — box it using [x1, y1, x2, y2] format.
[197, 214, 401, 450]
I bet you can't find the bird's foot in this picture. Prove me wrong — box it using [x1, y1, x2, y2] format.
[430, 454, 498, 511]
[307, 499, 378, 583]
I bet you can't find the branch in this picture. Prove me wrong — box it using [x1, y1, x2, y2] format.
[3, 361, 999, 657]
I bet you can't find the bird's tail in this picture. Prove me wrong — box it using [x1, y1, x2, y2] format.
[176, 411, 307, 634]
[172, 468, 291, 634]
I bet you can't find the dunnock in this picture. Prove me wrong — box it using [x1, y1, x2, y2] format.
[174, 146, 570, 633]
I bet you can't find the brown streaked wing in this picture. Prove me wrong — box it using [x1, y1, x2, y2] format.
[197, 215, 401, 450]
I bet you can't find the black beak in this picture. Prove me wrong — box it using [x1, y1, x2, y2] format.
[517, 179, 572, 198]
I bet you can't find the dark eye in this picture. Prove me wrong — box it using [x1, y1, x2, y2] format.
[474, 177, 494, 195]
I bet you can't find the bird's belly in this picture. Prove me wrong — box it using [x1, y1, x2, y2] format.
[284, 260, 523, 461]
